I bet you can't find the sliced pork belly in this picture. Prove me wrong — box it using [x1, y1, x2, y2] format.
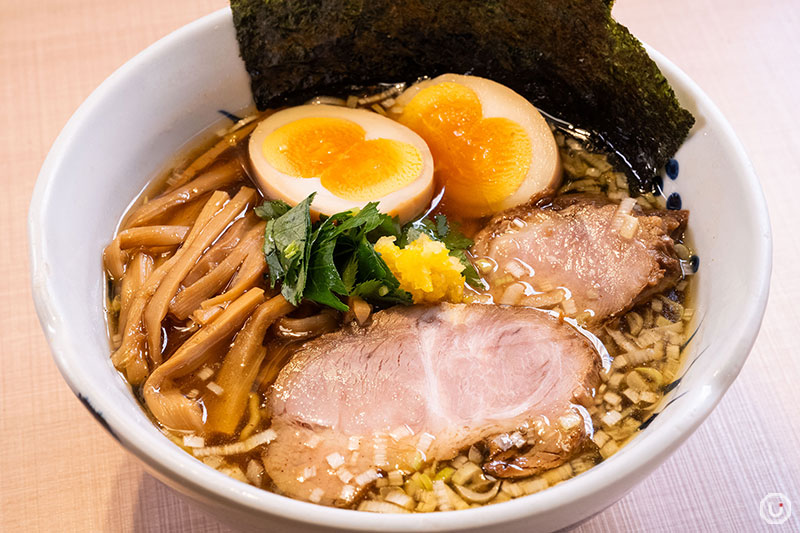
[263, 303, 601, 506]
[471, 195, 688, 325]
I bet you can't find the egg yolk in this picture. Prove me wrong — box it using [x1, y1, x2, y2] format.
[262, 116, 423, 201]
[397, 82, 533, 217]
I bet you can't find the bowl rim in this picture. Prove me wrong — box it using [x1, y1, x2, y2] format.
[28, 6, 772, 531]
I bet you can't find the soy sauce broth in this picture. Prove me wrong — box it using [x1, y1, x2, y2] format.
[104, 97, 695, 511]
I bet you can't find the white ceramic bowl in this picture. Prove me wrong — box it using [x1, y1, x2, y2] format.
[28, 7, 771, 532]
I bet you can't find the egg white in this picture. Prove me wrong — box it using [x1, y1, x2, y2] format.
[249, 104, 434, 223]
[390, 74, 562, 215]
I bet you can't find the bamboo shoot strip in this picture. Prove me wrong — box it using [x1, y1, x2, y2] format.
[125, 160, 243, 228]
[110, 291, 151, 385]
[169, 244, 248, 320]
[103, 226, 191, 279]
[170, 224, 263, 320]
[144, 187, 258, 361]
[118, 225, 190, 248]
[165, 119, 260, 192]
[114, 191, 229, 368]
[205, 294, 295, 434]
[184, 213, 258, 286]
[166, 192, 212, 226]
[200, 225, 267, 310]
[103, 236, 128, 279]
[113, 254, 154, 385]
[118, 253, 154, 341]
[143, 288, 266, 431]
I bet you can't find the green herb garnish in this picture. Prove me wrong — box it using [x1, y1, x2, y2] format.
[257, 196, 482, 309]
[261, 194, 314, 305]
[254, 199, 291, 220]
[258, 196, 410, 310]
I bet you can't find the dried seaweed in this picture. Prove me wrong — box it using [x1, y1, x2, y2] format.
[231, 0, 695, 192]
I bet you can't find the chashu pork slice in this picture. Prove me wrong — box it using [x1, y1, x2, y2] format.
[263, 303, 602, 506]
[471, 195, 689, 325]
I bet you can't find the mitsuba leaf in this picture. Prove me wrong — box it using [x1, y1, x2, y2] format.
[367, 213, 402, 242]
[255, 199, 291, 221]
[450, 249, 485, 290]
[262, 193, 315, 304]
[435, 216, 473, 250]
[261, 194, 412, 310]
[398, 219, 432, 248]
[259, 192, 493, 309]
[353, 237, 412, 305]
[303, 237, 349, 311]
[354, 237, 395, 286]
[262, 219, 284, 282]
[231, 0, 695, 191]
[352, 280, 412, 306]
[340, 255, 359, 294]
[323, 202, 392, 242]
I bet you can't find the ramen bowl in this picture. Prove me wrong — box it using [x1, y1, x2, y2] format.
[28, 7, 771, 532]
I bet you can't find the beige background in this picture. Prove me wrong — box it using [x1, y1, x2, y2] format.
[2, 0, 799, 531]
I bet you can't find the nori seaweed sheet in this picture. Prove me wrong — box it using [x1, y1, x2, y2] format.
[231, 0, 695, 192]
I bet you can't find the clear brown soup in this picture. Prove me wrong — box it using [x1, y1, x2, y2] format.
[104, 102, 695, 512]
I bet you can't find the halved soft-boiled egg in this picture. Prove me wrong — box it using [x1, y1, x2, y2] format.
[249, 105, 434, 223]
[390, 74, 562, 218]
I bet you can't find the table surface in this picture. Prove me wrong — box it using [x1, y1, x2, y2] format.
[2, 1, 799, 531]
